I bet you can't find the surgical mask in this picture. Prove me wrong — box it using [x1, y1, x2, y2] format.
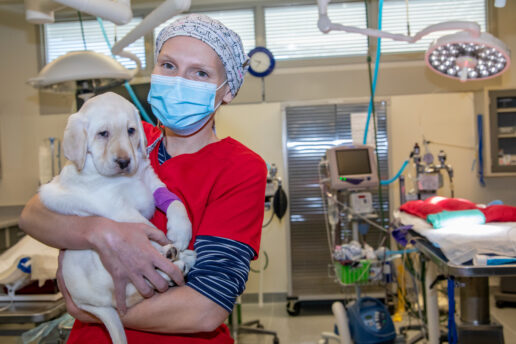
[147, 74, 227, 136]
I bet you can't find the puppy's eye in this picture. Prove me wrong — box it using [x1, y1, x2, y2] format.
[128, 128, 136, 135]
[98, 131, 109, 138]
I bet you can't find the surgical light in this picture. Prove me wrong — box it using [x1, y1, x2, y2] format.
[26, 0, 191, 93]
[317, 0, 511, 82]
[28, 51, 133, 93]
[425, 31, 510, 82]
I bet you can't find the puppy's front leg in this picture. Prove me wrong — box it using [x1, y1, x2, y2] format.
[141, 160, 192, 251]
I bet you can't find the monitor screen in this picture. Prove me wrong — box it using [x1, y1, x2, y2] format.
[335, 148, 372, 175]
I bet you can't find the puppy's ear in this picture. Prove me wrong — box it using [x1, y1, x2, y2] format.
[134, 108, 148, 158]
[63, 113, 88, 171]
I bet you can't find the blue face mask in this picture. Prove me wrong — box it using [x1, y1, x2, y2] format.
[147, 74, 227, 136]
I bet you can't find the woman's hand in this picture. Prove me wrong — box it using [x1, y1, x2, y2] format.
[89, 218, 185, 314]
[57, 250, 99, 323]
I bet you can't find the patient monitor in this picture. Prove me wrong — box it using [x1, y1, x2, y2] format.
[324, 145, 379, 191]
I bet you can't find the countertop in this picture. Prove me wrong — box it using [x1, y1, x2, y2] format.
[0, 206, 24, 228]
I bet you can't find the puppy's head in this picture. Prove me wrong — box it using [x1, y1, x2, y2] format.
[63, 92, 147, 176]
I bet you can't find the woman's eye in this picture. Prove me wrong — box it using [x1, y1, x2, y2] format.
[128, 128, 136, 135]
[98, 131, 109, 138]
[162, 62, 175, 70]
[197, 70, 208, 78]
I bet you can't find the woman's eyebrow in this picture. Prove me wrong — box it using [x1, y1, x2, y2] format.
[188, 63, 217, 72]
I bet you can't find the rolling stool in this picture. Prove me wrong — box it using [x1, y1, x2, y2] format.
[228, 298, 279, 344]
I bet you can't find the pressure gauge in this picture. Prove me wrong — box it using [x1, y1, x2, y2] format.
[248, 47, 276, 78]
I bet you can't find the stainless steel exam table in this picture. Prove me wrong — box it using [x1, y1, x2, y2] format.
[408, 229, 516, 344]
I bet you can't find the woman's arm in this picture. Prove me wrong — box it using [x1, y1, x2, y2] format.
[122, 286, 229, 333]
[19, 195, 185, 313]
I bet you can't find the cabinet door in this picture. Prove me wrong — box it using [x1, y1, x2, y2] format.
[489, 90, 516, 173]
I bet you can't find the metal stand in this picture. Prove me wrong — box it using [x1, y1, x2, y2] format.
[229, 302, 279, 344]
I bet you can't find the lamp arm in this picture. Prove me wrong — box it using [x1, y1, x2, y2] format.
[53, 0, 133, 25]
[111, 0, 191, 56]
[316, 0, 482, 44]
[116, 50, 141, 77]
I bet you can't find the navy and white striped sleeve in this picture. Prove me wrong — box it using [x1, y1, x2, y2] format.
[186, 235, 255, 312]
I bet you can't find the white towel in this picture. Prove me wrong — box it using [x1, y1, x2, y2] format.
[0, 236, 59, 286]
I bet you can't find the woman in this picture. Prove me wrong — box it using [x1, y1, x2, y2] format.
[20, 14, 266, 343]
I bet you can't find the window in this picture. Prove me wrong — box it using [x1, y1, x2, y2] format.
[264, 3, 368, 60]
[381, 0, 487, 53]
[44, 18, 145, 69]
[154, 9, 256, 56]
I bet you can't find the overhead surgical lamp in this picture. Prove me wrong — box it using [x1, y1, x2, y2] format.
[27, 51, 133, 95]
[26, 0, 191, 94]
[317, 0, 511, 82]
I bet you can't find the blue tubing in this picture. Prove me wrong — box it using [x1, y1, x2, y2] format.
[380, 160, 408, 185]
[96, 17, 154, 124]
[363, 0, 384, 145]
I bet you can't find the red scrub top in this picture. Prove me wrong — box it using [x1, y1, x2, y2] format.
[66, 122, 267, 343]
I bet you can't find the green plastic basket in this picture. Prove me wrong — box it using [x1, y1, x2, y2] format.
[335, 260, 371, 285]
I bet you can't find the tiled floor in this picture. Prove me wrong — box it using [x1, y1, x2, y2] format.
[2, 298, 516, 343]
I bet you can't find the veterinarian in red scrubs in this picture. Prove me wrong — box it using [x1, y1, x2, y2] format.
[20, 14, 266, 343]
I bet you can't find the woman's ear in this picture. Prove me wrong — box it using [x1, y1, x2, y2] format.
[222, 85, 234, 104]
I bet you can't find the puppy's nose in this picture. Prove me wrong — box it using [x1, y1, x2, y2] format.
[115, 158, 131, 170]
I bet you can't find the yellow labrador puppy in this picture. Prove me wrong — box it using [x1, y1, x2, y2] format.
[39, 92, 195, 344]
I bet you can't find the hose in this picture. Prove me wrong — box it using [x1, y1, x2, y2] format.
[362, 0, 383, 146]
[96, 17, 155, 124]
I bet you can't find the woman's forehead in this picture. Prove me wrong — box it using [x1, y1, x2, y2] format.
[159, 36, 223, 70]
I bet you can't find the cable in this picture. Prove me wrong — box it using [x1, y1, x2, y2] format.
[78, 12, 87, 50]
[262, 209, 275, 228]
[326, 192, 389, 234]
[318, 161, 339, 262]
[380, 160, 409, 185]
[405, 0, 411, 36]
[250, 250, 269, 273]
[362, 0, 384, 146]
[96, 17, 155, 125]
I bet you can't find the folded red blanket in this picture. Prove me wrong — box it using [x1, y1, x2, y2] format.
[400, 196, 516, 223]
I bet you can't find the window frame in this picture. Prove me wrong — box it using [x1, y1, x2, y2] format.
[37, 0, 493, 75]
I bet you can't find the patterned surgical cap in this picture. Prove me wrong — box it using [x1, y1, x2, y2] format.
[155, 14, 249, 96]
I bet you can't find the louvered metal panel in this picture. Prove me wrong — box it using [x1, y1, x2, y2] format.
[285, 102, 389, 298]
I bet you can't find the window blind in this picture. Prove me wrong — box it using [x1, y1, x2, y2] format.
[381, 0, 487, 53]
[265, 3, 368, 60]
[44, 17, 146, 69]
[154, 9, 256, 56]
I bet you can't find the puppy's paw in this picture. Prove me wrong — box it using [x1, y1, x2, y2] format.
[178, 250, 197, 275]
[166, 201, 192, 251]
[160, 244, 178, 261]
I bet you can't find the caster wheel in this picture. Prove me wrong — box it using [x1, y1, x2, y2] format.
[496, 300, 505, 308]
[273, 337, 280, 344]
[286, 301, 300, 316]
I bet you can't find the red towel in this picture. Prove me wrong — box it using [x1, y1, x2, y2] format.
[400, 196, 516, 223]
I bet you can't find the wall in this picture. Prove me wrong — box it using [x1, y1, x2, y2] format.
[216, 102, 287, 294]
[1, 1, 516, 296]
[389, 93, 516, 209]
